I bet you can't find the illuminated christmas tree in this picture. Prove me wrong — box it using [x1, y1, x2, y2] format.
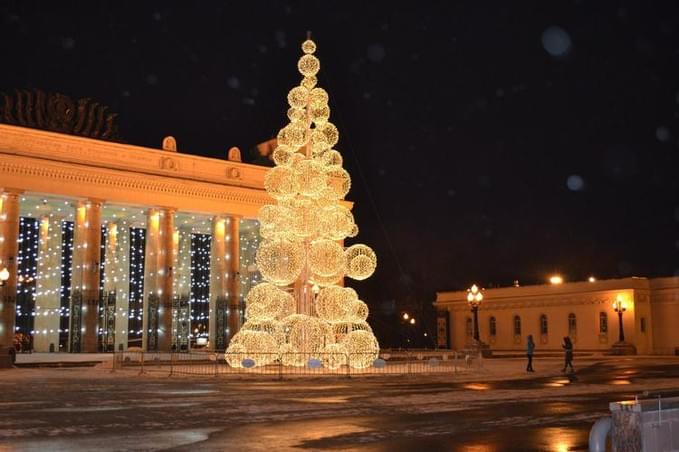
[225, 38, 379, 369]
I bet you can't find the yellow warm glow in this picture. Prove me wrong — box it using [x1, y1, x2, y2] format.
[77, 205, 87, 223]
[549, 275, 563, 285]
[215, 218, 226, 236]
[40, 216, 50, 242]
[149, 211, 160, 229]
[613, 294, 628, 311]
[225, 38, 379, 369]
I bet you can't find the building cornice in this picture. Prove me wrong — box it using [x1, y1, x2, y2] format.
[434, 277, 666, 304]
[0, 123, 267, 189]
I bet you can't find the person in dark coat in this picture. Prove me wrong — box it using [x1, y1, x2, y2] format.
[562, 336, 574, 373]
[526, 334, 535, 372]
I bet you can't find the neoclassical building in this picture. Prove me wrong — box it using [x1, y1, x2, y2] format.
[435, 277, 679, 355]
[0, 112, 272, 352]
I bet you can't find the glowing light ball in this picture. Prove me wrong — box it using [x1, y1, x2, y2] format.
[244, 282, 295, 320]
[309, 129, 330, 154]
[224, 343, 246, 368]
[321, 343, 348, 370]
[256, 239, 305, 285]
[258, 204, 291, 230]
[308, 240, 346, 277]
[310, 104, 330, 125]
[342, 330, 379, 369]
[332, 321, 373, 342]
[288, 198, 322, 238]
[279, 343, 305, 367]
[277, 121, 309, 147]
[321, 149, 343, 168]
[298, 54, 320, 76]
[272, 146, 295, 166]
[309, 88, 329, 107]
[287, 107, 306, 122]
[240, 319, 285, 345]
[225, 330, 279, 367]
[315, 286, 358, 322]
[294, 159, 327, 196]
[287, 86, 309, 109]
[319, 205, 354, 240]
[301, 39, 317, 54]
[345, 244, 377, 280]
[264, 166, 299, 200]
[325, 167, 351, 200]
[301, 75, 317, 89]
[350, 300, 369, 322]
[308, 269, 345, 287]
[318, 122, 339, 147]
[284, 314, 333, 355]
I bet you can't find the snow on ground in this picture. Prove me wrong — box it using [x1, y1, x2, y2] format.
[0, 356, 677, 450]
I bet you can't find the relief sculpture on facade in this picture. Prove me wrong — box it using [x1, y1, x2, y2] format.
[1, 89, 122, 142]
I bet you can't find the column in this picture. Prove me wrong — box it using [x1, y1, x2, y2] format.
[0, 190, 20, 346]
[208, 216, 228, 351]
[172, 226, 191, 351]
[227, 217, 241, 344]
[68, 200, 102, 352]
[102, 221, 130, 352]
[33, 215, 63, 352]
[142, 208, 174, 351]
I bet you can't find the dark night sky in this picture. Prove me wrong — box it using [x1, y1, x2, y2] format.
[2, 1, 678, 343]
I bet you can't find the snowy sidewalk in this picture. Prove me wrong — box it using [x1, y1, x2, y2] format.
[15, 352, 113, 364]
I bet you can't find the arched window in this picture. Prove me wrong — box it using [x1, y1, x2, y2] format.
[513, 315, 522, 336]
[568, 313, 577, 335]
[599, 312, 608, 333]
[489, 316, 497, 336]
[540, 314, 548, 335]
[465, 317, 472, 337]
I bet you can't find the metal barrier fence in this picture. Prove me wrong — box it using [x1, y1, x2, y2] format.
[112, 349, 483, 379]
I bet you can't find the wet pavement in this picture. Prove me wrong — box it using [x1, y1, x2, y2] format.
[0, 357, 677, 451]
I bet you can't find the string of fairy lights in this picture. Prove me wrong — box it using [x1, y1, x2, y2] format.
[225, 39, 380, 370]
[10, 196, 259, 351]
[239, 220, 262, 326]
[189, 233, 211, 338]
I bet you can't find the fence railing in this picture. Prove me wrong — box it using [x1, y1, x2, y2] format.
[112, 349, 483, 379]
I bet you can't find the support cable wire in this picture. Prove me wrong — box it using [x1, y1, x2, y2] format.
[319, 70, 407, 281]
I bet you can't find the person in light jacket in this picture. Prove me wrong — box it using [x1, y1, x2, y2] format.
[526, 334, 535, 372]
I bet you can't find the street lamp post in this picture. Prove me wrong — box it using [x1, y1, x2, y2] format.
[613, 295, 626, 343]
[467, 284, 483, 343]
[400, 313, 416, 348]
[611, 294, 636, 355]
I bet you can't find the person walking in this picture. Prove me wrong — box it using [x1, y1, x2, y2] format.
[562, 336, 574, 373]
[526, 334, 535, 372]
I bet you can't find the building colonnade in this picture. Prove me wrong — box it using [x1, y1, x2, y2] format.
[0, 190, 251, 353]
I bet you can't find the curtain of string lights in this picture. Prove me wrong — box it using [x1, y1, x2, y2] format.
[127, 227, 146, 346]
[189, 233, 211, 340]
